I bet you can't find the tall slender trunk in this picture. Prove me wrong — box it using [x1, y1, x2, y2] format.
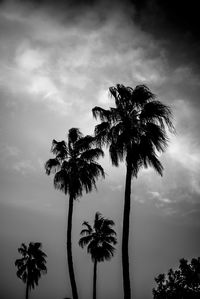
[25, 280, 29, 299]
[122, 157, 132, 299]
[93, 259, 97, 299]
[67, 195, 78, 299]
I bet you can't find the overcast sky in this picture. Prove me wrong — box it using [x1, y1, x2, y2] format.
[1, 0, 200, 299]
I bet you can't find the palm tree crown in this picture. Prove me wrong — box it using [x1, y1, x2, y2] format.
[15, 242, 47, 291]
[45, 128, 105, 199]
[79, 212, 117, 262]
[92, 84, 174, 176]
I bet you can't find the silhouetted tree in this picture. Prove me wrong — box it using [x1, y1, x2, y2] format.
[15, 242, 47, 299]
[79, 212, 117, 299]
[92, 84, 174, 299]
[153, 257, 200, 298]
[45, 128, 105, 299]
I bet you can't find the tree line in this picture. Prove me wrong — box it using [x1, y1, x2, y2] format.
[15, 242, 200, 299]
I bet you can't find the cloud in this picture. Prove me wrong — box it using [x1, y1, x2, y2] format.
[13, 159, 35, 174]
[15, 44, 46, 71]
[168, 136, 200, 174]
[0, 0, 171, 118]
[148, 191, 172, 206]
[1, 0, 200, 216]
[146, 189, 200, 221]
[0, 144, 20, 159]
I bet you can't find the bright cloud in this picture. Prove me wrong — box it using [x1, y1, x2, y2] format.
[168, 135, 200, 173]
[15, 45, 46, 71]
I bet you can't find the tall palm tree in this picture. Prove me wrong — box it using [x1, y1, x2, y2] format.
[15, 242, 47, 299]
[79, 212, 117, 299]
[92, 84, 174, 299]
[45, 128, 105, 299]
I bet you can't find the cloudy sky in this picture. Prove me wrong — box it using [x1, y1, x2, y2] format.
[1, 0, 200, 298]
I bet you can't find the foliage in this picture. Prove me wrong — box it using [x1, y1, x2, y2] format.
[153, 257, 200, 299]
[92, 84, 174, 176]
[79, 212, 117, 262]
[45, 128, 105, 199]
[15, 242, 47, 290]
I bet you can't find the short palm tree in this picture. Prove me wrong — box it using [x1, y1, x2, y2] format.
[79, 212, 117, 299]
[92, 84, 174, 299]
[15, 242, 47, 299]
[45, 128, 105, 299]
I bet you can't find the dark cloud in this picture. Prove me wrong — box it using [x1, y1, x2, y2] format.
[131, 0, 200, 69]
[14, 0, 200, 68]
[2, 0, 200, 38]
[132, 0, 200, 38]
[2, 0, 199, 42]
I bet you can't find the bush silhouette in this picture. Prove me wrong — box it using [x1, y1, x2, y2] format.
[153, 257, 200, 298]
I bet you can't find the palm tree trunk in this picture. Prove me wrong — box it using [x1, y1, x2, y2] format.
[122, 157, 132, 299]
[25, 280, 29, 299]
[93, 259, 97, 299]
[67, 195, 78, 299]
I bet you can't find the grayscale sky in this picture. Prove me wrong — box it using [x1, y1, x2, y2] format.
[1, 1, 200, 299]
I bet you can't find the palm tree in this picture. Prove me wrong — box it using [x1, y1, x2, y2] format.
[79, 212, 117, 299]
[15, 242, 47, 299]
[92, 84, 174, 299]
[45, 128, 105, 299]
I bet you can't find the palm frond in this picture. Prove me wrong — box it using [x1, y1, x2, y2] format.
[68, 128, 83, 144]
[109, 84, 133, 111]
[94, 212, 103, 231]
[132, 84, 156, 106]
[104, 235, 117, 245]
[102, 242, 116, 259]
[51, 140, 67, 160]
[15, 242, 47, 290]
[45, 158, 61, 175]
[18, 243, 27, 256]
[81, 221, 93, 234]
[79, 162, 105, 191]
[74, 135, 94, 153]
[94, 242, 116, 262]
[79, 235, 93, 248]
[80, 148, 104, 161]
[92, 107, 112, 122]
[79, 212, 117, 263]
[109, 142, 125, 166]
[146, 153, 164, 176]
[142, 122, 168, 153]
[94, 122, 111, 146]
[141, 100, 175, 132]
[80, 229, 92, 236]
[102, 219, 116, 231]
[53, 169, 70, 195]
